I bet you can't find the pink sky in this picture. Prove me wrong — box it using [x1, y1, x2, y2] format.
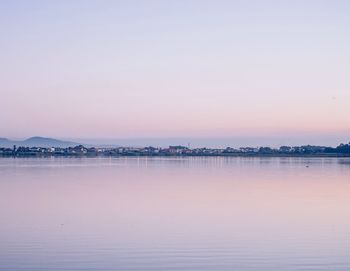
[1, 1, 349, 143]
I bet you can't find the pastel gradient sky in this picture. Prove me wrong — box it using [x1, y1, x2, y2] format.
[1, 0, 349, 144]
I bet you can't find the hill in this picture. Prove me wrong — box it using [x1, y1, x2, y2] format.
[0, 137, 79, 148]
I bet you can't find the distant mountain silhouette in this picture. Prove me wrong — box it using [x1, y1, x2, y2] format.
[0, 137, 79, 148]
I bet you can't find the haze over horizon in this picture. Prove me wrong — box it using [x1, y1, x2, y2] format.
[1, 135, 349, 149]
[1, 0, 349, 144]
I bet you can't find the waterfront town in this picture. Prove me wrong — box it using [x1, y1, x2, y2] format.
[1, 143, 350, 157]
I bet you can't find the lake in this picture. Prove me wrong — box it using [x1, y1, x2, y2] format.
[0, 157, 350, 270]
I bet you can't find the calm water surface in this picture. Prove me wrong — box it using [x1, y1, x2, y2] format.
[0, 157, 350, 270]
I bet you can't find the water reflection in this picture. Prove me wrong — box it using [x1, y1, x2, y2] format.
[0, 157, 350, 271]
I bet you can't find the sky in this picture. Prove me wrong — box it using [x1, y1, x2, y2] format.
[0, 0, 349, 146]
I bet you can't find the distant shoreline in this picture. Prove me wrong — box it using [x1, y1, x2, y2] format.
[1, 143, 349, 158]
[1, 153, 350, 158]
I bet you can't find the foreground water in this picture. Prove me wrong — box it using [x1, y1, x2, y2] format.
[0, 157, 350, 271]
